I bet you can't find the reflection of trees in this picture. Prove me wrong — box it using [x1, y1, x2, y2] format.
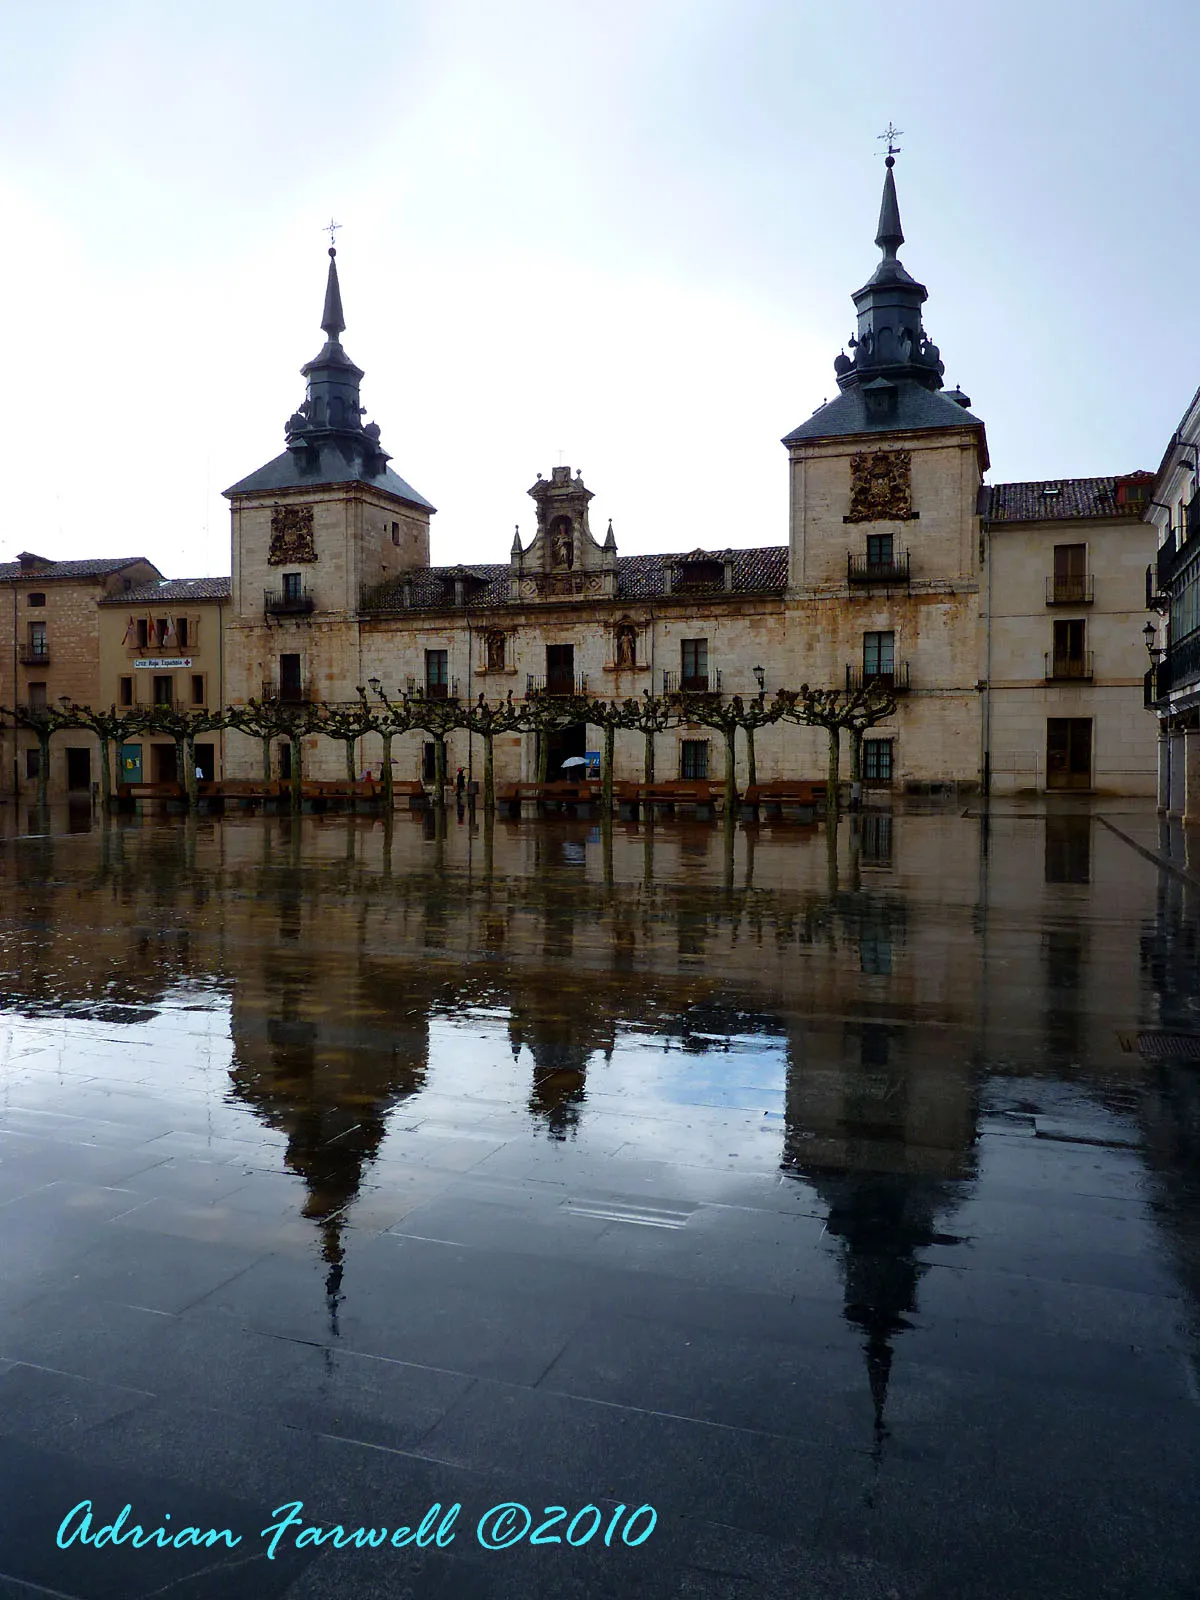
[507, 976, 616, 1141]
[782, 1021, 977, 1451]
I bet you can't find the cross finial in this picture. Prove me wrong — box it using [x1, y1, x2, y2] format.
[877, 124, 902, 167]
[324, 217, 342, 251]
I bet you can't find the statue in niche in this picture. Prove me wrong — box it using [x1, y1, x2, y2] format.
[551, 519, 574, 569]
[486, 631, 506, 672]
[615, 623, 637, 669]
[269, 503, 318, 565]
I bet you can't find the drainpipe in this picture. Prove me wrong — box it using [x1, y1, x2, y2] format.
[466, 611, 473, 786]
[217, 596, 224, 780]
[10, 579, 17, 800]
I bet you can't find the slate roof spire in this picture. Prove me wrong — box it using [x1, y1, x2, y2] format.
[321, 246, 346, 340]
[875, 157, 904, 259]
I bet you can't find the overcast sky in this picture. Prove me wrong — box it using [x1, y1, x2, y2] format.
[1, 0, 1194, 576]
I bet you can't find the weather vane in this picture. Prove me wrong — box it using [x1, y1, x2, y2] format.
[324, 217, 342, 250]
[877, 123, 903, 160]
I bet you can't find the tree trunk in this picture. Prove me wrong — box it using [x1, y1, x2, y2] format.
[602, 721, 614, 817]
[261, 734, 272, 781]
[173, 737, 186, 793]
[381, 732, 394, 812]
[289, 733, 303, 814]
[746, 724, 757, 790]
[183, 734, 198, 809]
[483, 730, 495, 813]
[849, 726, 863, 782]
[434, 736, 447, 804]
[644, 727, 655, 785]
[36, 728, 50, 813]
[723, 725, 737, 817]
[536, 730, 548, 785]
[345, 738, 357, 784]
[97, 734, 113, 811]
[826, 725, 840, 824]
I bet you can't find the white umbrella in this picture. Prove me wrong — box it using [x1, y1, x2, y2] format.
[560, 756, 589, 769]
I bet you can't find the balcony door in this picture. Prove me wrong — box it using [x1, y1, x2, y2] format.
[1047, 718, 1092, 790]
[863, 630, 895, 683]
[1053, 543, 1086, 603]
[546, 643, 574, 695]
[279, 653, 303, 703]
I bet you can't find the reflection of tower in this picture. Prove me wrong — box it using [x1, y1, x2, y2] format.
[229, 955, 430, 1334]
[782, 1022, 976, 1450]
[507, 984, 616, 1140]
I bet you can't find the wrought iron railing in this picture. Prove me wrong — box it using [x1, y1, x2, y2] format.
[406, 676, 459, 701]
[1044, 651, 1094, 681]
[846, 662, 910, 693]
[18, 643, 50, 666]
[662, 668, 721, 694]
[526, 673, 588, 697]
[1156, 632, 1200, 697]
[848, 551, 910, 585]
[260, 677, 313, 704]
[264, 587, 315, 616]
[1045, 574, 1094, 605]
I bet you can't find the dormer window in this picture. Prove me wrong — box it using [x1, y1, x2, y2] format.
[675, 559, 724, 592]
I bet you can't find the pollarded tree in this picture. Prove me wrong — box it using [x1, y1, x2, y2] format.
[2, 700, 84, 812]
[667, 689, 743, 815]
[615, 691, 676, 786]
[406, 693, 471, 803]
[355, 681, 418, 813]
[312, 698, 381, 784]
[58, 702, 153, 811]
[138, 704, 230, 808]
[463, 691, 525, 813]
[225, 698, 320, 813]
[787, 681, 896, 821]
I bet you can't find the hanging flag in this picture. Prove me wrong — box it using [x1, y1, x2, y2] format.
[121, 616, 137, 646]
[162, 616, 178, 648]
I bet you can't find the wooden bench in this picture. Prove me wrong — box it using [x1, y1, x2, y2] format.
[628, 781, 718, 819]
[496, 781, 599, 819]
[741, 780, 827, 820]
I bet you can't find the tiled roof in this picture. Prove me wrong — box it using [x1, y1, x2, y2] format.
[783, 381, 987, 463]
[0, 556, 159, 582]
[224, 443, 435, 510]
[978, 476, 1152, 522]
[362, 547, 789, 614]
[101, 577, 232, 604]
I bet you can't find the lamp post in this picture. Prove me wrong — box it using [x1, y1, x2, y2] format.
[752, 664, 765, 696]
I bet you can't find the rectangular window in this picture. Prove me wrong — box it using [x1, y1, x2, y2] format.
[1053, 618, 1086, 661]
[155, 618, 169, 647]
[391, 521, 400, 546]
[866, 533, 894, 568]
[863, 631, 895, 676]
[282, 572, 302, 602]
[153, 675, 173, 706]
[863, 739, 893, 781]
[425, 649, 449, 697]
[136, 619, 148, 649]
[681, 638, 709, 690]
[191, 674, 205, 705]
[25, 749, 40, 779]
[1052, 543, 1087, 603]
[119, 676, 133, 707]
[176, 617, 189, 648]
[27, 682, 46, 711]
[27, 623, 47, 658]
[26, 592, 44, 608]
[279, 654, 302, 702]
[680, 739, 709, 780]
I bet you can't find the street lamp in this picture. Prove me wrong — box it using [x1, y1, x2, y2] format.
[1143, 621, 1162, 662]
[752, 664, 765, 694]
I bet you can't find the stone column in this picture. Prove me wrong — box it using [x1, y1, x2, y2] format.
[1184, 728, 1200, 827]
[1157, 726, 1171, 815]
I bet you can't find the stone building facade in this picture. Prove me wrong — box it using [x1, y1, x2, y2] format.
[0, 552, 162, 800]
[97, 577, 232, 784]
[210, 163, 1147, 799]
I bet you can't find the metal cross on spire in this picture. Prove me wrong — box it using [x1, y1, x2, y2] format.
[877, 123, 903, 159]
[324, 217, 342, 250]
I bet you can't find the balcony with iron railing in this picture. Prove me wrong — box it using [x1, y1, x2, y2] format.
[407, 676, 459, 701]
[1045, 574, 1094, 605]
[661, 668, 721, 694]
[18, 643, 50, 666]
[526, 673, 588, 697]
[848, 551, 910, 585]
[261, 677, 314, 704]
[1155, 631, 1200, 698]
[264, 586, 316, 617]
[846, 662, 910, 693]
[1044, 651, 1094, 682]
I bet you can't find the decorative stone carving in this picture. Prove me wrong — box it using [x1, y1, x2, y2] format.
[615, 623, 637, 669]
[847, 450, 913, 523]
[268, 504, 318, 565]
[486, 630, 506, 672]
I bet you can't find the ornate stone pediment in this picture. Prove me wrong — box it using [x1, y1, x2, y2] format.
[847, 450, 913, 523]
[268, 504, 318, 565]
[519, 571, 604, 600]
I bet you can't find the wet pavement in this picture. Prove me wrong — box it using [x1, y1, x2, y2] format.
[0, 801, 1195, 1598]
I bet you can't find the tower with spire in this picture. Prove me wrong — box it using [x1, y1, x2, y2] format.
[222, 245, 435, 722]
[779, 145, 990, 790]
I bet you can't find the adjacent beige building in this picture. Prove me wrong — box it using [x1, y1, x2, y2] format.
[98, 577, 232, 784]
[980, 476, 1157, 795]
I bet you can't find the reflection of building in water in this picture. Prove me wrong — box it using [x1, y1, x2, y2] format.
[1044, 814, 1091, 884]
[781, 1020, 977, 1447]
[228, 953, 430, 1332]
[507, 978, 617, 1140]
